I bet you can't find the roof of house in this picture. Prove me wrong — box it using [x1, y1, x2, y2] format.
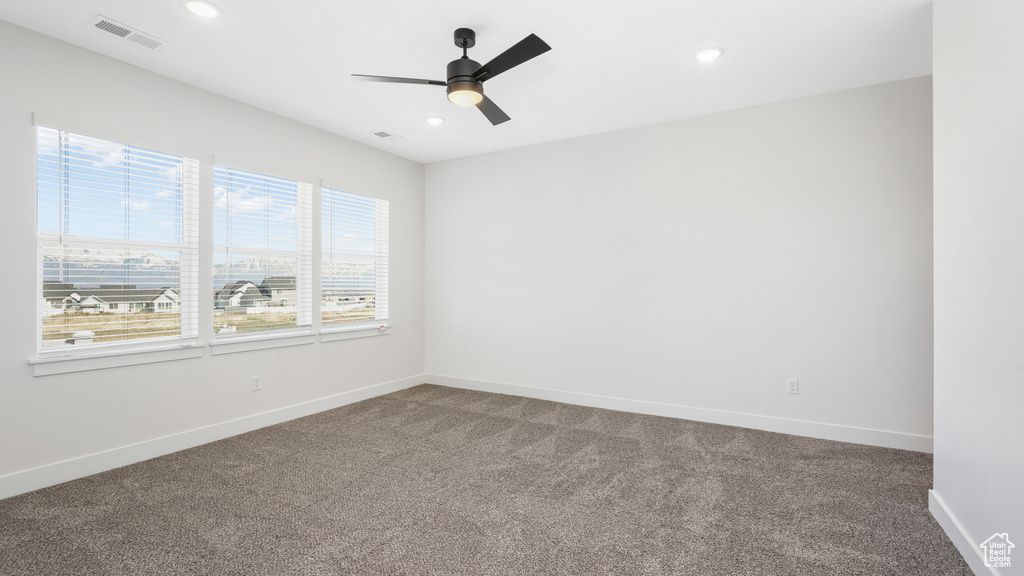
[216, 280, 267, 300]
[42, 281, 78, 300]
[80, 288, 179, 304]
[46, 284, 179, 304]
[260, 276, 296, 290]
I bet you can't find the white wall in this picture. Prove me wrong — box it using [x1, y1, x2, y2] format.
[932, 1, 1024, 574]
[426, 77, 934, 450]
[0, 21, 425, 497]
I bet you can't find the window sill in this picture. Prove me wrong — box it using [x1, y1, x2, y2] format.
[28, 325, 386, 375]
[320, 324, 391, 343]
[209, 329, 316, 356]
[30, 343, 203, 377]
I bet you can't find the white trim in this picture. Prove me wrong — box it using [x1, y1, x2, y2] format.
[0, 374, 424, 500]
[310, 181, 323, 334]
[30, 344, 203, 377]
[320, 324, 391, 342]
[929, 490, 996, 576]
[425, 374, 934, 453]
[296, 180, 314, 328]
[208, 330, 315, 355]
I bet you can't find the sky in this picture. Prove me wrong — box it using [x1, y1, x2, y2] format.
[38, 127, 384, 296]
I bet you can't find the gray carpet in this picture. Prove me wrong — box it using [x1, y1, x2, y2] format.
[0, 384, 971, 575]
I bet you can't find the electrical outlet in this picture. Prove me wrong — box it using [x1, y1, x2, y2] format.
[252, 376, 262, 392]
[786, 378, 799, 395]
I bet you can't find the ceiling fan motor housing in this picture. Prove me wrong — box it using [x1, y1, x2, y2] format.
[446, 57, 483, 98]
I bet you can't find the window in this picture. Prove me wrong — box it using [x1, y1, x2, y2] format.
[213, 165, 311, 335]
[36, 127, 199, 353]
[321, 187, 389, 327]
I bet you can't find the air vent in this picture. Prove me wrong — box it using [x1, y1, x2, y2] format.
[91, 16, 167, 50]
[372, 130, 406, 141]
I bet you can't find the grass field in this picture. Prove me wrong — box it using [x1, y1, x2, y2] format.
[43, 311, 181, 343]
[215, 310, 297, 333]
[322, 307, 376, 325]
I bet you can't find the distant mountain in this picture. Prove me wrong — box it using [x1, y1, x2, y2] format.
[42, 247, 179, 288]
[212, 255, 375, 284]
[213, 255, 297, 285]
[42, 248, 378, 291]
[43, 246, 178, 267]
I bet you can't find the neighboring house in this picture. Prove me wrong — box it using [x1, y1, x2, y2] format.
[85, 286, 181, 313]
[87, 288, 180, 313]
[42, 281, 79, 314]
[215, 280, 269, 309]
[43, 282, 181, 313]
[260, 276, 297, 307]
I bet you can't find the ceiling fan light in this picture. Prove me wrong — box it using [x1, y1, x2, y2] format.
[447, 89, 483, 106]
[446, 81, 483, 106]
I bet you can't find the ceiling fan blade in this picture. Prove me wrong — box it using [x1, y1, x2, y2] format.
[477, 94, 511, 125]
[351, 74, 446, 86]
[473, 34, 551, 82]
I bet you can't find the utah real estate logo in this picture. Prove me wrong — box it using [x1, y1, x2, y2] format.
[980, 533, 1014, 569]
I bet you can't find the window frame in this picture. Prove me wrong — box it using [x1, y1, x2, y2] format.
[320, 184, 390, 332]
[28, 116, 394, 375]
[33, 116, 201, 361]
[211, 160, 313, 341]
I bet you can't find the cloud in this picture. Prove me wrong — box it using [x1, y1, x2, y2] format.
[122, 198, 151, 212]
[214, 186, 272, 213]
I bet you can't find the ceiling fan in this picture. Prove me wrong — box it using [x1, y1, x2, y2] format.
[353, 28, 551, 126]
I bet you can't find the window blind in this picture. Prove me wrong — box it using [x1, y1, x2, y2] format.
[213, 165, 312, 336]
[36, 127, 199, 352]
[321, 187, 389, 327]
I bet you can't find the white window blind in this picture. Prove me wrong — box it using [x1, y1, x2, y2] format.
[36, 127, 199, 353]
[213, 165, 312, 336]
[321, 187, 389, 327]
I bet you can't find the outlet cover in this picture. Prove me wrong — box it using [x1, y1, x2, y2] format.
[786, 379, 799, 394]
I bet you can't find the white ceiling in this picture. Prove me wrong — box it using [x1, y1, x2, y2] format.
[0, 0, 932, 164]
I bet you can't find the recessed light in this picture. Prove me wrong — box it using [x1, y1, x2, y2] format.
[695, 48, 724, 63]
[426, 116, 445, 126]
[185, 0, 221, 18]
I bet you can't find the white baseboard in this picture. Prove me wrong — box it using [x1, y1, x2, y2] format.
[929, 490, 994, 576]
[425, 374, 933, 453]
[0, 374, 424, 501]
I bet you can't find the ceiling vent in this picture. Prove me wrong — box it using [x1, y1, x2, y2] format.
[91, 16, 166, 50]
[372, 130, 406, 141]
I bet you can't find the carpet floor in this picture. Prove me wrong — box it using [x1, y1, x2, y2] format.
[0, 384, 971, 575]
